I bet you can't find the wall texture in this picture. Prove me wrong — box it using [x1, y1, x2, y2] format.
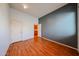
[10, 8, 41, 43]
[0, 4, 10, 55]
[39, 4, 77, 48]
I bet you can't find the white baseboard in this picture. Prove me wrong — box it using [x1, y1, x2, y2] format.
[42, 37, 78, 51]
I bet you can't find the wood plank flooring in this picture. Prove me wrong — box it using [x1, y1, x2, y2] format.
[6, 37, 79, 56]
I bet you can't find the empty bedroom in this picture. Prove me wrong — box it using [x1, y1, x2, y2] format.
[0, 3, 79, 56]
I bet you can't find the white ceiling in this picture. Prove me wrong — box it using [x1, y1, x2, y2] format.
[10, 3, 67, 18]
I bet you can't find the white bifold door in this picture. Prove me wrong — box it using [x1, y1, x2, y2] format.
[11, 19, 41, 43]
[11, 19, 22, 43]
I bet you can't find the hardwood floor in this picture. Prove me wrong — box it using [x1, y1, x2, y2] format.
[6, 37, 79, 56]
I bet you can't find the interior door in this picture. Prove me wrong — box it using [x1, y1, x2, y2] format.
[11, 19, 22, 43]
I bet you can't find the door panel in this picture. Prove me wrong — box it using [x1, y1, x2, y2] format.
[11, 20, 22, 43]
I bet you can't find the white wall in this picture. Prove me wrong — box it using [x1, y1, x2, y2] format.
[0, 4, 10, 56]
[38, 24, 41, 37]
[10, 8, 41, 43]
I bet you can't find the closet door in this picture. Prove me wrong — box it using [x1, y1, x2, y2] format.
[11, 19, 22, 43]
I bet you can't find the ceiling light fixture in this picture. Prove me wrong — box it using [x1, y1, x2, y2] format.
[23, 4, 28, 9]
